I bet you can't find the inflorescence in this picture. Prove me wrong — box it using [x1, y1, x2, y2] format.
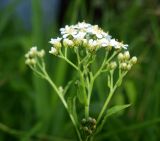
[49, 22, 128, 55]
[25, 22, 137, 141]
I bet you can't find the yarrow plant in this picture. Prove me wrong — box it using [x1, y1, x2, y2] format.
[25, 22, 137, 141]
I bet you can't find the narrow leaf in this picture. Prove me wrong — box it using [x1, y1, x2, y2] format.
[96, 104, 131, 134]
[106, 104, 131, 117]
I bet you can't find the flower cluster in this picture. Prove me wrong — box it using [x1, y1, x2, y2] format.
[81, 117, 97, 135]
[118, 51, 137, 71]
[25, 22, 138, 141]
[25, 46, 45, 65]
[108, 51, 137, 71]
[49, 22, 128, 55]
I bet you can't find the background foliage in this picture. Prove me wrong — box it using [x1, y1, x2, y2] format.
[0, 0, 160, 141]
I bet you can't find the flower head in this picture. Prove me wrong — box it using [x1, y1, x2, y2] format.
[49, 22, 129, 52]
[25, 46, 45, 66]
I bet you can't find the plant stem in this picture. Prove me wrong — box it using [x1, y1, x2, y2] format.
[97, 89, 114, 124]
[45, 74, 82, 141]
[97, 71, 114, 124]
[36, 64, 82, 141]
[85, 74, 94, 118]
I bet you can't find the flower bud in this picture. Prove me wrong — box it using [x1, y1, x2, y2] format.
[49, 38, 62, 49]
[49, 47, 58, 55]
[130, 56, 137, 64]
[106, 45, 112, 51]
[91, 118, 96, 125]
[83, 126, 89, 131]
[38, 50, 45, 57]
[25, 53, 29, 58]
[25, 59, 31, 65]
[63, 39, 74, 47]
[81, 118, 87, 124]
[124, 51, 130, 60]
[59, 86, 63, 93]
[82, 39, 87, 46]
[92, 125, 96, 130]
[127, 64, 132, 70]
[109, 61, 117, 70]
[29, 46, 38, 57]
[120, 62, 127, 70]
[118, 53, 124, 61]
[74, 38, 82, 46]
[30, 58, 36, 65]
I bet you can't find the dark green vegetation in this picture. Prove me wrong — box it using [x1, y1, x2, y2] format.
[0, 0, 160, 141]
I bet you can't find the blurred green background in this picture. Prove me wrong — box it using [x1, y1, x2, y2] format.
[0, 0, 160, 141]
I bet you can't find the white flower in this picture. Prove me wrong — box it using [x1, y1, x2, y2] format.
[49, 37, 61, 44]
[87, 25, 103, 39]
[109, 39, 119, 47]
[74, 22, 91, 29]
[122, 44, 128, 49]
[98, 38, 110, 47]
[49, 37, 62, 48]
[88, 39, 99, 47]
[73, 32, 86, 45]
[102, 32, 112, 40]
[73, 31, 86, 39]
[109, 39, 128, 49]
[63, 39, 74, 47]
[49, 47, 58, 55]
[60, 25, 77, 38]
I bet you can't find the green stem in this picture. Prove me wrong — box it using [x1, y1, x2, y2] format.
[58, 52, 79, 71]
[97, 71, 114, 124]
[97, 87, 114, 124]
[35, 63, 82, 141]
[45, 73, 82, 141]
[97, 71, 127, 124]
[85, 73, 94, 118]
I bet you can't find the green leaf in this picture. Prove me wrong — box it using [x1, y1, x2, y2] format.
[75, 80, 86, 105]
[96, 104, 131, 134]
[67, 96, 78, 124]
[106, 104, 131, 117]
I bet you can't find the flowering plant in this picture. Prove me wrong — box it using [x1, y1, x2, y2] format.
[25, 22, 137, 141]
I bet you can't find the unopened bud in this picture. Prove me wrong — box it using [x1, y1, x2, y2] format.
[81, 118, 87, 124]
[120, 62, 127, 70]
[124, 51, 130, 60]
[88, 117, 92, 122]
[38, 50, 45, 57]
[91, 118, 96, 125]
[63, 39, 74, 47]
[109, 61, 117, 70]
[49, 47, 58, 55]
[29, 47, 37, 57]
[25, 59, 31, 65]
[118, 53, 124, 61]
[127, 64, 132, 70]
[130, 56, 137, 64]
[83, 126, 89, 131]
[30, 58, 36, 65]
